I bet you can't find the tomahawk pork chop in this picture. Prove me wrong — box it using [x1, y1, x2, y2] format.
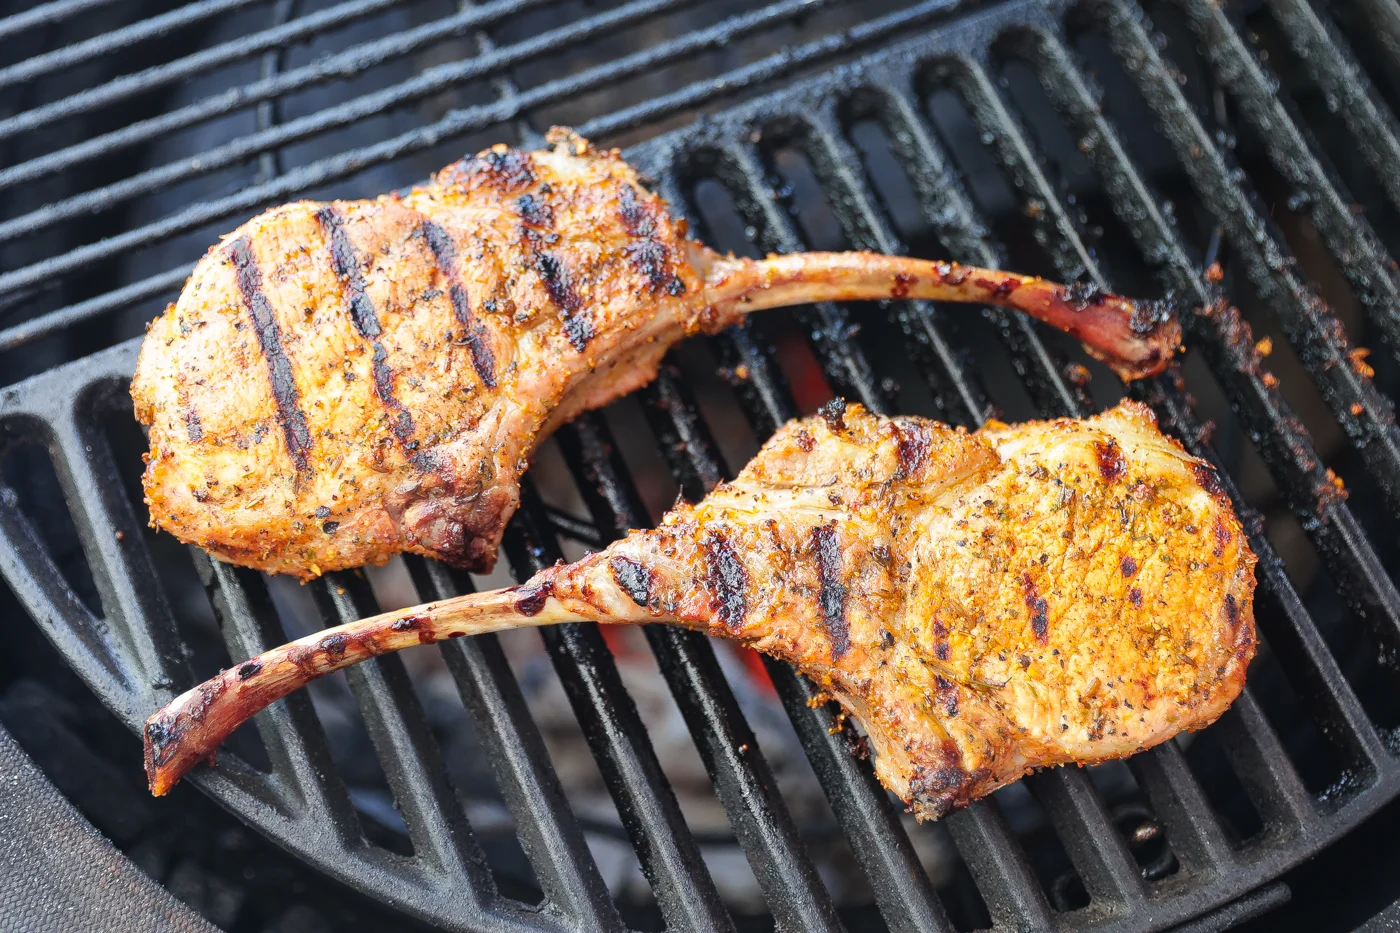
[132, 129, 1180, 580]
[144, 400, 1255, 818]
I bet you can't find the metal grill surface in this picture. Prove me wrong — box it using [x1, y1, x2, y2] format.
[2, 0, 1400, 929]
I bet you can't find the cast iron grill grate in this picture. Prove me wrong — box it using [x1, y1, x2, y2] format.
[2, 0, 1400, 929]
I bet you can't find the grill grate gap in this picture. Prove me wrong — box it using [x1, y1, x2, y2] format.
[992, 782, 1090, 913]
[929, 837, 994, 932]
[1, 440, 104, 620]
[1089, 761, 1181, 884]
[838, 110, 1032, 423]
[918, 77, 1062, 281]
[1247, 5, 1400, 259]
[764, 138, 941, 418]
[1321, 0, 1400, 119]
[1174, 727, 1267, 849]
[260, 574, 409, 853]
[689, 168, 837, 415]
[1246, 627, 1357, 801]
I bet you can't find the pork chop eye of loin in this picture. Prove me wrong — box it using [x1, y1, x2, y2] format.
[144, 400, 1256, 819]
[131, 128, 1182, 581]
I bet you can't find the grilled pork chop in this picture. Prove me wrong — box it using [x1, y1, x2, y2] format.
[132, 129, 1181, 580]
[145, 400, 1255, 818]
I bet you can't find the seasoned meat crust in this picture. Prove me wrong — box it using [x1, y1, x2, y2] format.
[133, 128, 1181, 581]
[551, 400, 1257, 816]
[145, 401, 1255, 820]
[133, 130, 718, 578]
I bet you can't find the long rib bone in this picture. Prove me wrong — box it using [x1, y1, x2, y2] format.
[705, 249, 1177, 381]
[144, 401, 1255, 819]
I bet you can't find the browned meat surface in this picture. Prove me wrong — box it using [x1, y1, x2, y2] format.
[144, 400, 1255, 819]
[132, 128, 1181, 581]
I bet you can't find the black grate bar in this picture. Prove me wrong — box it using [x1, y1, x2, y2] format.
[636, 367, 954, 933]
[1216, 688, 1317, 835]
[0, 452, 131, 702]
[196, 557, 362, 831]
[557, 416, 841, 931]
[798, 103, 996, 426]
[0, 0, 271, 90]
[1265, 0, 1400, 216]
[0, 0, 415, 146]
[562, 411, 918, 931]
[48, 401, 188, 696]
[577, 0, 972, 143]
[0, 266, 191, 355]
[0, 0, 120, 40]
[1185, 0, 1400, 343]
[503, 482, 732, 932]
[0, 0, 846, 300]
[0, 0, 703, 248]
[0, 0, 541, 186]
[1343, 0, 1400, 89]
[1131, 742, 1237, 874]
[313, 573, 497, 897]
[405, 558, 623, 930]
[872, 76, 1096, 418]
[1096, 0, 1400, 517]
[1038, 9, 1400, 670]
[541, 505, 606, 549]
[946, 802, 1057, 929]
[964, 19, 1399, 788]
[1031, 769, 1149, 907]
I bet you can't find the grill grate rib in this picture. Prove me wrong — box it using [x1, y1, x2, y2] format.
[3, 0, 1400, 929]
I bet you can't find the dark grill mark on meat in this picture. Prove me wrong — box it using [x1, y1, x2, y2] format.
[184, 407, 203, 443]
[1022, 573, 1050, 644]
[1120, 555, 1138, 577]
[894, 420, 932, 482]
[609, 555, 653, 608]
[1192, 462, 1229, 504]
[819, 397, 848, 431]
[318, 207, 417, 449]
[703, 530, 748, 631]
[516, 193, 552, 228]
[421, 220, 497, 388]
[1129, 299, 1174, 336]
[514, 579, 554, 616]
[1063, 281, 1106, 311]
[626, 239, 672, 292]
[1212, 514, 1232, 558]
[1129, 587, 1143, 608]
[813, 522, 851, 659]
[236, 661, 261, 680]
[1094, 438, 1126, 483]
[891, 272, 914, 298]
[1225, 593, 1240, 627]
[464, 147, 535, 192]
[532, 248, 593, 350]
[320, 633, 348, 659]
[617, 183, 654, 237]
[228, 235, 312, 473]
[618, 184, 677, 293]
[390, 615, 422, 633]
[908, 754, 982, 820]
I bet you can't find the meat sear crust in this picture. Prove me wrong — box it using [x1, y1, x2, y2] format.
[144, 401, 1255, 821]
[133, 130, 1182, 581]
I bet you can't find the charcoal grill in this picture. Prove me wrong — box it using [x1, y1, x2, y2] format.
[3, 0, 1400, 929]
